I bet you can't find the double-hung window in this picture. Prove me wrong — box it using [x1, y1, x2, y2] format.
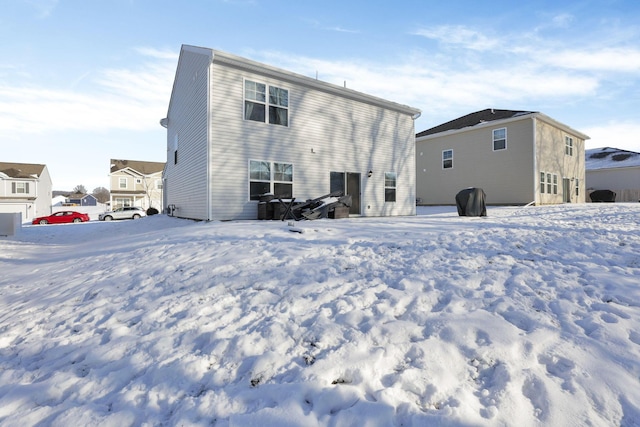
[541, 172, 558, 194]
[565, 136, 574, 156]
[249, 160, 293, 200]
[244, 80, 288, 126]
[12, 182, 29, 194]
[493, 128, 507, 151]
[119, 177, 127, 189]
[385, 172, 397, 202]
[442, 149, 453, 169]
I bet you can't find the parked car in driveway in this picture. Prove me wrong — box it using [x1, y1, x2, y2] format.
[32, 211, 90, 225]
[98, 207, 147, 221]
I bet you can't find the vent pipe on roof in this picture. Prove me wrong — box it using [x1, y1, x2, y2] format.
[491, 108, 495, 114]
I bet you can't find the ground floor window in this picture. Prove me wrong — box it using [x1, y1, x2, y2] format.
[540, 172, 558, 194]
[385, 172, 396, 202]
[575, 178, 579, 196]
[115, 198, 131, 208]
[249, 160, 293, 200]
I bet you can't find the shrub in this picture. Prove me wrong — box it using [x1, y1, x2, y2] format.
[147, 207, 159, 216]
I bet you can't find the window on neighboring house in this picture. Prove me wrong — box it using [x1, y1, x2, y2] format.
[156, 179, 163, 190]
[115, 198, 131, 208]
[553, 174, 558, 194]
[249, 160, 293, 200]
[136, 178, 142, 184]
[493, 128, 507, 151]
[119, 178, 127, 189]
[575, 178, 579, 196]
[442, 149, 453, 169]
[244, 80, 288, 126]
[547, 173, 552, 194]
[565, 136, 574, 156]
[385, 172, 397, 202]
[540, 172, 546, 193]
[11, 182, 29, 194]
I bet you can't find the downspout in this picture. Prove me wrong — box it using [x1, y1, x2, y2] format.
[532, 117, 538, 205]
[207, 55, 213, 221]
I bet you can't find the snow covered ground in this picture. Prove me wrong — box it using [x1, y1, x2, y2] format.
[1, 204, 639, 426]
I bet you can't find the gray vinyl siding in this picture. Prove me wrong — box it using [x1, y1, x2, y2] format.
[416, 119, 534, 205]
[207, 59, 416, 220]
[164, 49, 210, 220]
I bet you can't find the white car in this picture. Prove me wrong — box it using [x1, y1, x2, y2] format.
[99, 207, 147, 221]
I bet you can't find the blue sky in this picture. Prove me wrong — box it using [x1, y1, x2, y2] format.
[2, 0, 639, 191]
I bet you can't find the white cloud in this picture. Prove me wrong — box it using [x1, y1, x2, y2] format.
[546, 47, 640, 72]
[583, 122, 640, 152]
[412, 26, 500, 51]
[0, 48, 177, 137]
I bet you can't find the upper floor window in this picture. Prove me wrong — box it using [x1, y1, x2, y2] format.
[385, 172, 397, 202]
[244, 80, 288, 126]
[11, 182, 29, 194]
[565, 136, 574, 156]
[156, 179, 163, 190]
[119, 178, 127, 189]
[493, 128, 507, 151]
[442, 149, 453, 169]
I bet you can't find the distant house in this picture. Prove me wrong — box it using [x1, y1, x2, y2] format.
[109, 159, 165, 210]
[586, 147, 640, 202]
[0, 162, 52, 222]
[415, 109, 589, 205]
[67, 193, 98, 206]
[160, 44, 421, 221]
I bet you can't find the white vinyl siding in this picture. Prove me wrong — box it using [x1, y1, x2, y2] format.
[207, 61, 416, 219]
[163, 48, 210, 220]
[164, 46, 418, 220]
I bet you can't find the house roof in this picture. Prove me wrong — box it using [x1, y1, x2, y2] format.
[585, 147, 640, 170]
[110, 159, 165, 175]
[171, 45, 421, 118]
[0, 162, 46, 179]
[416, 109, 536, 137]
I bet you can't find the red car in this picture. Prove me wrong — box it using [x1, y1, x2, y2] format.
[32, 211, 90, 225]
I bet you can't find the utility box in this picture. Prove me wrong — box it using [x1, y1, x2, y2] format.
[0, 212, 22, 237]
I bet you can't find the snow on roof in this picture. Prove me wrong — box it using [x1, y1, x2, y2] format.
[586, 147, 640, 170]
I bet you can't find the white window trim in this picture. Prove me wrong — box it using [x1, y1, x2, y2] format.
[248, 160, 294, 201]
[442, 149, 453, 170]
[119, 177, 127, 189]
[243, 78, 290, 127]
[565, 136, 574, 156]
[384, 172, 397, 203]
[492, 127, 507, 151]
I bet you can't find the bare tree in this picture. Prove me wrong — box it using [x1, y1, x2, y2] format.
[73, 184, 88, 194]
[92, 187, 110, 204]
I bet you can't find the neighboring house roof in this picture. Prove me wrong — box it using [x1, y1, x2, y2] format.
[0, 162, 46, 179]
[68, 192, 96, 200]
[586, 147, 640, 170]
[110, 159, 165, 175]
[416, 108, 589, 141]
[417, 109, 536, 137]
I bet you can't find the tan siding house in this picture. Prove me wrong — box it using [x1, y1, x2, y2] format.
[161, 45, 421, 221]
[415, 109, 589, 206]
[0, 162, 52, 222]
[109, 159, 165, 210]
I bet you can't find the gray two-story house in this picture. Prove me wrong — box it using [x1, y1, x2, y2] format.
[161, 45, 421, 221]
